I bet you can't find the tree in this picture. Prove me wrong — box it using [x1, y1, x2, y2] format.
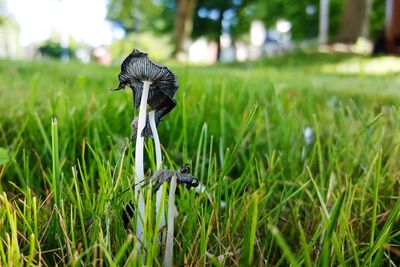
[335, 0, 372, 43]
[106, 0, 387, 59]
[192, 0, 253, 61]
[192, 0, 228, 61]
[107, 0, 173, 33]
[319, 0, 329, 44]
[383, 0, 400, 54]
[107, 0, 197, 59]
[370, 0, 386, 38]
[254, 0, 321, 40]
[172, 0, 197, 58]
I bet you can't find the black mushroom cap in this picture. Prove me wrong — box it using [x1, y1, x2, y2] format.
[149, 164, 199, 193]
[114, 49, 178, 111]
[113, 49, 178, 138]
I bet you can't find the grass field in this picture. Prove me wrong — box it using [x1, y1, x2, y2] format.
[0, 52, 400, 266]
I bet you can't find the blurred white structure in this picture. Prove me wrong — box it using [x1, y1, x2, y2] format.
[220, 33, 236, 62]
[93, 46, 112, 65]
[75, 48, 91, 64]
[189, 38, 218, 64]
[3, 0, 119, 60]
[276, 19, 292, 33]
[0, 19, 20, 58]
[248, 20, 267, 60]
[188, 19, 294, 63]
[236, 41, 248, 62]
[250, 20, 267, 47]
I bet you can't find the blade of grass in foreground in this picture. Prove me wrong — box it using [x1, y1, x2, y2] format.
[221, 105, 258, 176]
[297, 221, 313, 267]
[33, 112, 52, 153]
[72, 167, 89, 251]
[268, 224, 299, 267]
[362, 199, 400, 266]
[319, 191, 346, 266]
[243, 192, 259, 265]
[51, 117, 61, 208]
[370, 149, 382, 246]
[51, 117, 62, 244]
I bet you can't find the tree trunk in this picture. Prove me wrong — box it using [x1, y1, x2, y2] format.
[215, 10, 224, 61]
[385, 0, 400, 53]
[319, 0, 329, 45]
[172, 0, 197, 59]
[336, 0, 371, 43]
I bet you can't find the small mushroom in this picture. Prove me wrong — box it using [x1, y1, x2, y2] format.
[149, 164, 199, 193]
[147, 164, 198, 267]
[113, 49, 179, 245]
[121, 163, 199, 265]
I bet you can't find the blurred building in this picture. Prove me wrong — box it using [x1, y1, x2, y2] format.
[0, 18, 20, 58]
[188, 20, 293, 63]
[93, 45, 112, 65]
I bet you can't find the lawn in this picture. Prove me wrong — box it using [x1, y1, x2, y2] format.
[0, 52, 399, 266]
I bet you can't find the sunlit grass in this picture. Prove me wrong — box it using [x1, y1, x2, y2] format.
[0, 52, 399, 266]
[321, 56, 400, 75]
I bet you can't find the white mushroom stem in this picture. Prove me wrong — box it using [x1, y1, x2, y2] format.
[164, 175, 177, 267]
[148, 111, 166, 238]
[135, 80, 151, 241]
[148, 111, 162, 170]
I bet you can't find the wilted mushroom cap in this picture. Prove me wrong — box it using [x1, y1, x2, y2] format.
[115, 49, 178, 110]
[114, 49, 178, 137]
[149, 166, 199, 193]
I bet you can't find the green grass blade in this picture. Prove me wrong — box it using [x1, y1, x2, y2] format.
[268, 224, 299, 267]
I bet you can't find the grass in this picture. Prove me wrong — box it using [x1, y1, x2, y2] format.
[0, 52, 399, 266]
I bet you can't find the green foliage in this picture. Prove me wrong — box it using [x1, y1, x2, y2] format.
[245, 0, 342, 40]
[0, 147, 8, 165]
[327, 0, 344, 39]
[105, 0, 387, 53]
[107, 0, 174, 34]
[249, 0, 385, 41]
[192, 0, 255, 41]
[192, 0, 231, 41]
[38, 41, 75, 59]
[0, 0, 10, 26]
[258, 0, 319, 39]
[0, 53, 400, 265]
[370, 0, 386, 39]
[110, 32, 173, 62]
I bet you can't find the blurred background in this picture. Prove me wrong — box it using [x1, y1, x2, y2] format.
[0, 0, 399, 64]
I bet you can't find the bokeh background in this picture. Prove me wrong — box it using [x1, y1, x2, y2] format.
[0, 0, 399, 64]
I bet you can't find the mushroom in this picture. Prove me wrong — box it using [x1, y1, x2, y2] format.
[114, 49, 178, 140]
[113, 49, 178, 240]
[149, 164, 199, 193]
[146, 164, 199, 267]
